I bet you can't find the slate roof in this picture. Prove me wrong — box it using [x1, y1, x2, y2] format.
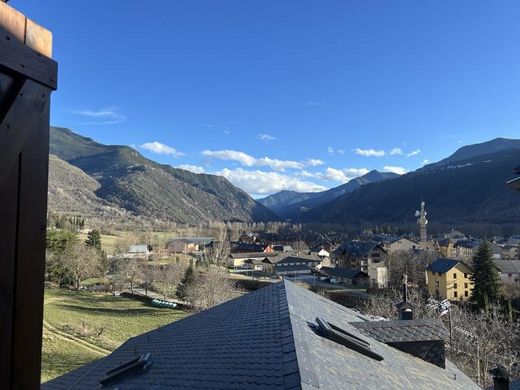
[229, 252, 278, 259]
[320, 267, 368, 279]
[351, 319, 449, 343]
[427, 258, 470, 274]
[334, 241, 383, 258]
[275, 256, 321, 265]
[494, 260, 520, 274]
[44, 281, 478, 390]
[275, 264, 313, 273]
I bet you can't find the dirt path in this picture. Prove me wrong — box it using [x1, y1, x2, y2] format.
[43, 298, 112, 356]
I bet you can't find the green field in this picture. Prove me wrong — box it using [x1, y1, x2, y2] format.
[41, 289, 187, 382]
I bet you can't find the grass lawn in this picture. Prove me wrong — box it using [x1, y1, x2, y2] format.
[42, 289, 187, 383]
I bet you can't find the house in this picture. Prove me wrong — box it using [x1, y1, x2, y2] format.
[384, 238, 419, 254]
[319, 267, 369, 286]
[126, 244, 150, 259]
[267, 255, 322, 276]
[494, 260, 520, 284]
[168, 239, 197, 254]
[228, 252, 278, 269]
[368, 264, 389, 288]
[437, 238, 456, 258]
[44, 280, 478, 389]
[239, 232, 257, 243]
[232, 242, 273, 253]
[453, 240, 480, 262]
[167, 237, 213, 254]
[501, 245, 519, 260]
[272, 245, 294, 253]
[426, 258, 474, 301]
[333, 241, 386, 272]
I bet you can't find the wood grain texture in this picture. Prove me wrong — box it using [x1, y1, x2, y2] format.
[26, 18, 53, 58]
[0, 2, 25, 43]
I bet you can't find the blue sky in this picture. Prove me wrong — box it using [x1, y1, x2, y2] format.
[14, 1, 520, 197]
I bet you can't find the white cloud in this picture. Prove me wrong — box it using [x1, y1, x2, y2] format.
[324, 167, 370, 183]
[70, 107, 126, 125]
[422, 159, 430, 165]
[202, 149, 305, 171]
[389, 148, 403, 156]
[328, 147, 345, 156]
[354, 148, 386, 157]
[178, 164, 205, 174]
[217, 168, 326, 195]
[384, 166, 407, 175]
[257, 133, 277, 142]
[306, 159, 325, 167]
[202, 150, 256, 166]
[140, 141, 185, 157]
[407, 149, 421, 157]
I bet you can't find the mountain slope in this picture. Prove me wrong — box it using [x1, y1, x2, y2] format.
[426, 137, 520, 169]
[259, 170, 398, 219]
[49, 127, 278, 224]
[48, 155, 134, 222]
[298, 147, 520, 226]
[257, 190, 322, 214]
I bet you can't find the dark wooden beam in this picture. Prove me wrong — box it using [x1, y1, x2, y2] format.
[0, 26, 57, 90]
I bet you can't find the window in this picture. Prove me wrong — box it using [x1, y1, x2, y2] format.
[465, 291, 468, 297]
[454, 283, 458, 289]
[315, 317, 383, 362]
[453, 273, 457, 279]
[435, 281, 440, 287]
[464, 273, 468, 278]
[454, 291, 458, 298]
[464, 283, 468, 288]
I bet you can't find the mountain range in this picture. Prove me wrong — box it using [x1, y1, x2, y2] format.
[48, 129, 520, 229]
[48, 127, 277, 224]
[260, 138, 520, 228]
[258, 170, 398, 218]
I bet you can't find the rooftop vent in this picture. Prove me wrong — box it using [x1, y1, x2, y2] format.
[315, 317, 384, 361]
[100, 353, 152, 387]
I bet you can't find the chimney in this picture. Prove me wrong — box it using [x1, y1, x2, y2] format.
[489, 366, 510, 390]
[396, 274, 413, 320]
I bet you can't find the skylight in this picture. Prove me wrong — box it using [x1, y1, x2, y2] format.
[99, 353, 152, 387]
[315, 317, 384, 361]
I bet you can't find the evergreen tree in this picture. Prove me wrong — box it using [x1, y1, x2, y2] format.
[471, 241, 502, 308]
[176, 265, 195, 300]
[85, 230, 102, 251]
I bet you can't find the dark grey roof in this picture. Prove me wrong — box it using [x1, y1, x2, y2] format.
[276, 256, 321, 265]
[494, 260, 520, 274]
[320, 267, 368, 279]
[334, 241, 383, 258]
[44, 281, 478, 390]
[229, 252, 278, 259]
[351, 319, 449, 343]
[427, 258, 469, 274]
[275, 264, 313, 273]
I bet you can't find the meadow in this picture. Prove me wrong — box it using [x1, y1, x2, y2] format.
[41, 289, 187, 382]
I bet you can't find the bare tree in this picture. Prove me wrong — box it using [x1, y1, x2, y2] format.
[184, 266, 242, 311]
[61, 243, 103, 290]
[139, 260, 159, 296]
[356, 289, 520, 387]
[156, 263, 186, 299]
[206, 227, 230, 266]
[115, 258, 141, 295]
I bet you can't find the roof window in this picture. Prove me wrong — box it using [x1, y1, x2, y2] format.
[315, 317, 384, 361]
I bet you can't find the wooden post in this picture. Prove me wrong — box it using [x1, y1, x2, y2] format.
[0, 2, 57, 388]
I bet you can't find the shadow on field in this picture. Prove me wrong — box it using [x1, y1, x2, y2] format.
[54, 304, 164, 317]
